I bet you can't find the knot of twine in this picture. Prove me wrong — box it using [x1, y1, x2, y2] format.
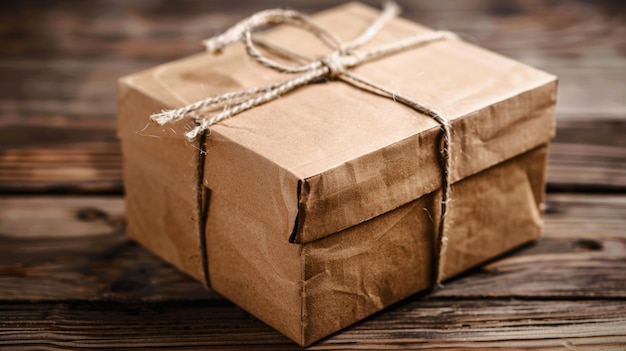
[151, 1, 457, 287]
[321, 51, 351, 79]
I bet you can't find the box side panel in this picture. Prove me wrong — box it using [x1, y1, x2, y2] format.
[302, 145, 548, 345]
[204, 191, 303, 345]
[442, 145, 548, 278]
[119, 83, 205, 281]
[302, 193, 436, 345]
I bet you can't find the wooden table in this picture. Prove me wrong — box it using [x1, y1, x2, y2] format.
[1, 1, 625, 349]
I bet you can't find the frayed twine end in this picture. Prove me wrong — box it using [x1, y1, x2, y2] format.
[185, 127, 202, 140]
[150, 109, 207, 141]
[151, 110, 182, 125]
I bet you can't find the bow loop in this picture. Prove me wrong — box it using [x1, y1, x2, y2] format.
[203, 9, 341, 54]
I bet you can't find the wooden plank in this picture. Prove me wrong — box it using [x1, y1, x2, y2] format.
[0, 120, 122, 194]
[0, 197, 124, 238]
[0, 300, 624, 350]
[0, 193, 624, 301]
[0, 233, 216, 302]
[0, 197, 212, 301]
[547, 118, 626, 191]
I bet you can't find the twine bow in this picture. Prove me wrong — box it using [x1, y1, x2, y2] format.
[151, 1, 456, 287]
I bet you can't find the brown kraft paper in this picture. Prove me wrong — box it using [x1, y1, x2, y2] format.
[117, 2, 557, 346]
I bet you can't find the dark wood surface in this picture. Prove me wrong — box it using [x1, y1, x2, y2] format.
[1, 0, 625, 349]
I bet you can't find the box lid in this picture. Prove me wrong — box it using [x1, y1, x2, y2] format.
[118, 2, 556, 244]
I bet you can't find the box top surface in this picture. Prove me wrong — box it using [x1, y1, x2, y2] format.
[118, 2, 557, 243]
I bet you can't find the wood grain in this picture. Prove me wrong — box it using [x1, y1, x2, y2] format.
[0, 148, 123, 194]
[0, 0, 624, 349]
[0, 194, 624, 349]
[547, 118, 626, 191]
[0, 197, 124, 238]
[1, 299, 624, 350]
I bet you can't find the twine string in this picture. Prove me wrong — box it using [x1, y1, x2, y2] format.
[151, 1, 456, 287]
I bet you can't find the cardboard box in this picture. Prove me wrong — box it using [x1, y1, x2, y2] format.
[117, 2, 557, 346]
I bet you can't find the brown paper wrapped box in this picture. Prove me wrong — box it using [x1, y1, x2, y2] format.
[117, 2, 557, 346]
